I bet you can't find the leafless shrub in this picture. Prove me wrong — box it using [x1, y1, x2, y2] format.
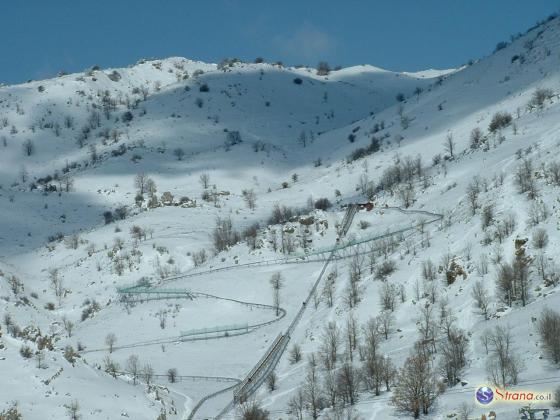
[515, 158, 538, 199]
[289, 343, 302, 364]
[242, 189, 257, 210]
[375, 259, 396, 280]
[239, 400, 269, 420]
[532, 228, 549, 249]
[488, 112, 512, 133]
[421, 259, 437, 281]
[527, 87, 554, 111]
[528, 201, 548, 226]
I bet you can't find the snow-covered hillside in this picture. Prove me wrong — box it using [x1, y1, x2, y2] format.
[1, 14, 560, 420]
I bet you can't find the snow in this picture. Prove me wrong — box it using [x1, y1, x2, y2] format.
[1, 15, 560, 420]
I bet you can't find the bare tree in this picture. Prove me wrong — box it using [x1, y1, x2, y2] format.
[288, 388, 305, 420]
[89, 144, 98, 163]
[242, 189, 257, 210]
[471, 280, 490, 320]
[212, 217, 240, 253]
[126, 354, 140, 385]
[199, 173, 210, 189]
[239, 400, 269, 420]
[320, 322, 342, 371]
[157, 310, 167, 329]
[381, 357, 397, 392]
[417, 304, 437, 351]
[486, 325, 523, 387]
[345, 261, 362, 308]
[62, 316, 74, 337]
[547, 161, 560, 186]
[377, 310, 394, 340]
[36, 350, 45, 368]
[298, 130, 308, 148]
[49, 268, 64, 306]
[538, 308, 560, 364]
[23, 139, 35, 156]
[496, 255, 530, 307]
[66, 399, 81, 420]
[19, 165, 28, 183]
[269, 272, 283, 316]
[444, 133, 455, 159]
[477, 254, 489, 276]
[466, 181, 480, 215]
[344, 313, 359, 361]
[192, 249, 207, 267]
[379, 281, 398, 312]
[267, 371, 277, 392]
[481, 204, 494, 230]
[392, 348, 439, 418]
[322, 270, 337, 307]
[322, 369, 339, 409]
[105, 333, 117, 353]
[470, 127, 483, 149]
[398, 184, 415, 208]
[167, 367, 178, 383]
[289, 343, 302, 364]
[421, 260, 437, 281]
[439, 327, 468, 385]
[304, 354, 323, 418]
[554, 386, 560, 409]
[361, 316, 383, 389]
[173, 147, 185, 161]
[337, 362, 359, 405]
[456, 402, 474, 420]
[103, 355, 120, 378]
[146, 178, 157, 197]
[515, 158, 538, 199]
[134, 173, 148, 195]
[141, 363, 154, 386]
[535, 252, 549, 283]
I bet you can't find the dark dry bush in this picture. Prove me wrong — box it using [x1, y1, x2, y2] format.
[314, 198, 332, 211]
[488, 112, 512, 133]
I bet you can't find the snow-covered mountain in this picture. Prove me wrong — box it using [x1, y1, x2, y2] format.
[1, 14, 560, 420]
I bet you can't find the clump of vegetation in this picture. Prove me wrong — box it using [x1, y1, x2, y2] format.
[375, 259, 397, 280]
[268, 204, 309, 225]
[314, 198, 332, 211]
[488, 112, 512, 133]
[81, 300, 101, 321]
[347, 137, 381, 162]
[527, 88, 554, 110]
[316, 61, 330, 76]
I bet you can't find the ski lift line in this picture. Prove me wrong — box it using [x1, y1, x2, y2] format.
[229, 205, 358, 413]
[195, 205, 436, 418]
[185, 383, 240, 420]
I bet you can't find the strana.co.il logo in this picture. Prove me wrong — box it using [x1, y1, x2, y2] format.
[475, 385, 552, 405]
[476, 386, 494, 405]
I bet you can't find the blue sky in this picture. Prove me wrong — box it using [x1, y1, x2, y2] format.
[1, 0, 559, 84]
